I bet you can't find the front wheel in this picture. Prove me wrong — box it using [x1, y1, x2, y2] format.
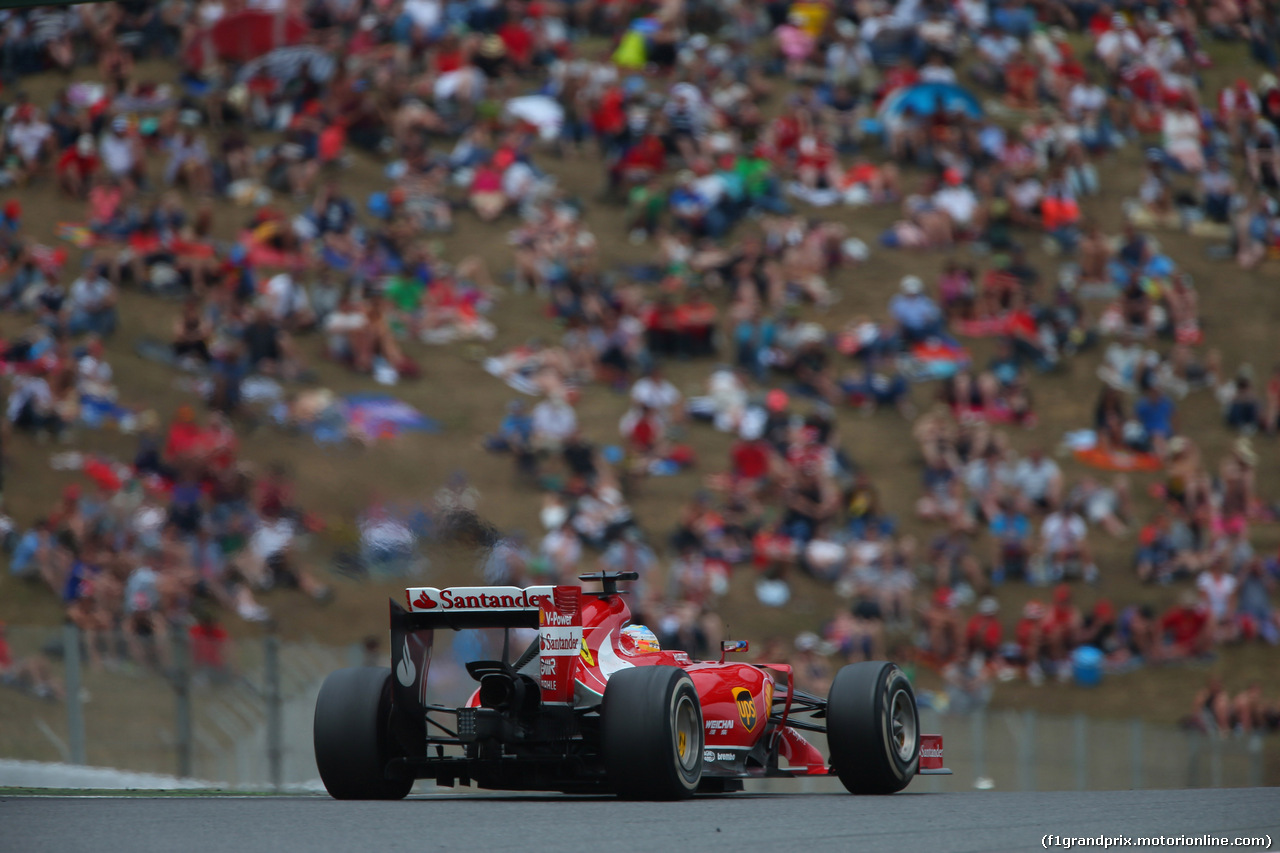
[314, 667, 413, 800]
[601, 665, 703, 799]
[826, 661, 919, 794]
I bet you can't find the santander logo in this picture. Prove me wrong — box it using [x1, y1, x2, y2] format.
[406, 586, 554, 612]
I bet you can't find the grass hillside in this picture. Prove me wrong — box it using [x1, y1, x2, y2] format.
[2, 45, 1278, 746]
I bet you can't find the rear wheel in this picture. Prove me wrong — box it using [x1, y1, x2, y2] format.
[601, 666, 703, 799]
[826, 661, 919, 794]
[314, 667, 413, 800]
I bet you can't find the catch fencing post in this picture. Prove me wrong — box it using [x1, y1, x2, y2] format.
[1247, 735, 1263, 787]
[62, 622, 86, 765]
[1129, 718, 1143, 789]
[1209, 732, 1223, 788]
[1186, 732, 1202, 787]
[1018, 710, 1036, 792]
[1073, 714, 1087, 790]
[173, 623, 193, 778]
[265, 630, 283, 791]
[970, 708, 989, 789]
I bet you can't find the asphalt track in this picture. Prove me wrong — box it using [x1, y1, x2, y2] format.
[3, 788, 1278, 853]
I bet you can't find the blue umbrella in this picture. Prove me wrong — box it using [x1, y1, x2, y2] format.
[878, 82, 983, 120]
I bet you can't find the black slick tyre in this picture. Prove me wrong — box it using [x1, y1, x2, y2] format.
[313, 667, 413, 800]
[826, 661, 919, 794]
[601, 665, 703, 799]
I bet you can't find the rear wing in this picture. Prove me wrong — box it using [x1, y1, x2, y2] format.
[400, 585, 555, 630]
[391, 585, 581, 715]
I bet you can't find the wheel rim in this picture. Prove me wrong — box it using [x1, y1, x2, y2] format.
[889, 687, 916, 763]
[673, 692, 699, 774]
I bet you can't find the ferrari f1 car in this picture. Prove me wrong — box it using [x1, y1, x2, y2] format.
[313, 572, 950, 799]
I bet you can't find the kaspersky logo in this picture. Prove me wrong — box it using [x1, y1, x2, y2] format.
[731, 686, 757, 732]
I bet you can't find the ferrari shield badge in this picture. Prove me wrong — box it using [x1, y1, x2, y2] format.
[731, 686, 757, 732]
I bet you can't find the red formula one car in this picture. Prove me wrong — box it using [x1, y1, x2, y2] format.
[313, 572, 950, 800]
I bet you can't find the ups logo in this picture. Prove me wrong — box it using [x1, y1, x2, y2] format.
[731, 686, 757, 732]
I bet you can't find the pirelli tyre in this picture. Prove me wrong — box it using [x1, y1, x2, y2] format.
[601, 665, 703, 800]
[826, 661, 919, 795]
[314, 667, 413, 800]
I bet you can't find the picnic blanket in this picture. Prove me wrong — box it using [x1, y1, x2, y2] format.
[899, 340, 971, 381]
[1073, 446, 1163, 472]
[58, 222, 217, 259]
[80, 395, 135, 429]
[341, 393, 440, 442]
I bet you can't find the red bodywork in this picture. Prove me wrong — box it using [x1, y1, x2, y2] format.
[405, 582, 939, 781]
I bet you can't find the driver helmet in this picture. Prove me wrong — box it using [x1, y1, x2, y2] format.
[619, 624, 661, 655]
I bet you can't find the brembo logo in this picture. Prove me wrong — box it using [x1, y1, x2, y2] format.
[408, 587, 553, 611]
[921, 747, 943, 758]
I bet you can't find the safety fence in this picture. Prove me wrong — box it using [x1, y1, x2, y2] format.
[916, 707, 1272, 792]
[1, 624, 1274, 790]
[1, 623, 488, 787]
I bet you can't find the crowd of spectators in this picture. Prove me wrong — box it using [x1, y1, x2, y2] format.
[0, 0, 1277, 713]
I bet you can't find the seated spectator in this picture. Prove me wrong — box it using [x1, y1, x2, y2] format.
[469, 157, 508, 223]
[1199, 157, 1235, 223]
[6, 105, 55, 184]
[261, 272, 317, 333]
[1078, 599, 1119, 656]
[241, 306, 302, 379]
[1197, 556, 1239, 643]
[1160, 590, 1212, 660]
[165, 115, 212, 194]
[531, 394, 578, 452]
[189, 608, 233, 683]
[10, 519, 54, 584]
[1069, 475, 1131, 537]
[55, 134, 99, 199]
[172, 297, 212, 364]
[99, 116, 145, 191]
[0, 621, 63, 700]
[989, 496, 1032, 583]
[965, 596, 1003, 657]
[1037, 584, 1083, 680]
[7, 372, 64, 440]
[674, 290, 718, 358]
[1238, 556, 1279, 643]
[938, 261, 976, 321]
[1223, 368, 1262, 433]
[889, 275, 943, 344]
[1161, 97, 1205, 173]
[1038, 501, 1098, 583]
[1011, 446, 1063, 511]
[921, 587, 963, 663]
[630, 365, 683, 427]
[1135, 381, 1177, 455]
[66, 261, 118, 338]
